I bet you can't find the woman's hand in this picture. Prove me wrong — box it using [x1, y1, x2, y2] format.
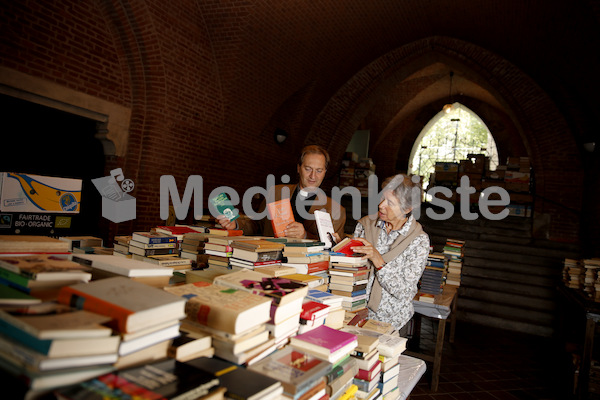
[352, 237, 386, 269]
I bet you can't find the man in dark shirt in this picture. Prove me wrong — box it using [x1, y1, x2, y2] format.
[217, 145, 346, 240]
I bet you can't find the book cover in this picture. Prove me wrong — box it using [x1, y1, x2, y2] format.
[210, 192, 240, 221]
[164, 282, 272, 334]
[266, 198, 295, 238]
[300, 301, 330, 321]
[56, 276, 187, 333]
[0, 283, 42, 305]
[131, 231, 177, 244]
[231, 248, 283, 262]
[290, 325, 357, 355]
[55, 357, 220, 400]
[248, 346, 332, 397]
[71, 254, 174, 277]
[213, 269, 309, 306]
[231, 239, 285, 252]
[314, 209, 336, 249]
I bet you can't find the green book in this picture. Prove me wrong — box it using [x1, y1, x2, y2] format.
[210, 192, 239, 221]
[0, 284, 40, 305]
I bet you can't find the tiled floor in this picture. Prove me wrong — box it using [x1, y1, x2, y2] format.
[406, 319, 573, 400]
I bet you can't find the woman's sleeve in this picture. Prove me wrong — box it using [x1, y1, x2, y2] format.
[353, 221, 365, 239]
[377, 234, 430, 299]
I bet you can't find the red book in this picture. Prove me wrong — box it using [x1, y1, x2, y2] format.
[300, 301, 330, 321]
[306, 261, 330, 274]
[331, 238, 364, 256]
[266, 198, 295, 238]
[356, 360, 381, 381]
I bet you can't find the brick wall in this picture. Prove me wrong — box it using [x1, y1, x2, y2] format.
[0, 0, 595, 247]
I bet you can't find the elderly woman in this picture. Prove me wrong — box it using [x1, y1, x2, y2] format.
[351, 174, 430, 335]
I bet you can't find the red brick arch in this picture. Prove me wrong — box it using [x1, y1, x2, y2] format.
[307, 36, 582, 241]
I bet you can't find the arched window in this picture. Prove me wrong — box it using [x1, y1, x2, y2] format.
[409, 103, 499, 189]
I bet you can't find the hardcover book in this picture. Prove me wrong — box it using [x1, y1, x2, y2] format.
[164, 282, 272, 334]
[290, 325, 358, 363]
[331, 237, 365, 256]
[248, 346, 332, 397]
[56, 276, 187, 333]
[131, 231, 177, 244]
[266, 198, 295, 238]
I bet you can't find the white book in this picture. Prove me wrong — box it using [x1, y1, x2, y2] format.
[70, 254, 174, 277]
[314, 210, 336, 249]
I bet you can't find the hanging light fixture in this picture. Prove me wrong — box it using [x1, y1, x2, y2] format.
[443, 71, 454, 114]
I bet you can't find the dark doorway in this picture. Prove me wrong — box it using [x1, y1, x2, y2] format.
[0, 94, 105, 236]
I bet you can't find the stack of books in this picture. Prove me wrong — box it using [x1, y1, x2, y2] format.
[342, 326, 407, 400]
[55, 357, 224, 400]
[0, 235, 71, 256]
[58, 235, 104, 253]
[112, 235, 132, 257]
[248, 346, 332, 400]
[289, 325, 358, 365]
[164, 282, 275, 366]
[0, 306, 119, 394]
[443, 238, 465, 287]
[129, 231, 192, 269]
[70, 253, 174, 288]
[583, 258, 600, 299]
[179, 231, 212, 269]
[205, 235, 257, 271]
[229, 239, 285, 270]
[324, 353, 359, 400]
[281, 240, 330, 280]
[328, 261, 369, 312]
[298, 300, 330, 334]
[0, 254, 92, 301]
[563, 258, 584, 290]
[190, 356, 283, 400]
[350, 332, 381, 399]
[56, 277, 187, 370]
[305, 289, 346, 329]
[417, 252, 446, 303]
[213, 269, 309, 348]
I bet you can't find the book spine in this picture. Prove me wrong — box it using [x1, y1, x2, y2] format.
[56, 287, 134, 333]
[0, 268, 30, 287]
[0, 318, 51, 354]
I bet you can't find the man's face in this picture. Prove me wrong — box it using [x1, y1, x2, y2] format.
[297, 153, 327, 191]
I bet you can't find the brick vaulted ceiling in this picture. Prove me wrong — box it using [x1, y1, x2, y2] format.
[1, 0, 599, 242]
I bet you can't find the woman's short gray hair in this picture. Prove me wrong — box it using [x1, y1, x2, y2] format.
[381, 174, 423, 215]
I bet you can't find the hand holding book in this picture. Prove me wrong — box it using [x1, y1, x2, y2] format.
[351, 237, 386, 270]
